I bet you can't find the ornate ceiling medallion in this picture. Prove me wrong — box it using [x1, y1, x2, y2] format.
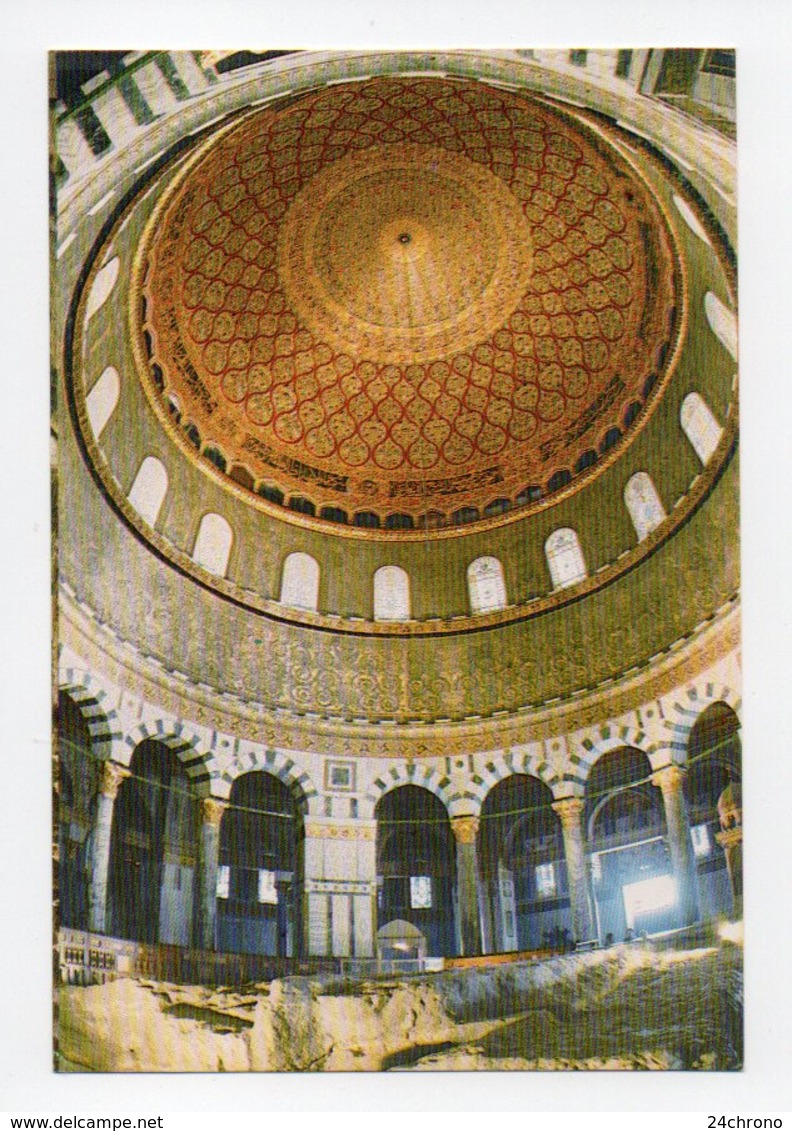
[136, 77, 681, 532]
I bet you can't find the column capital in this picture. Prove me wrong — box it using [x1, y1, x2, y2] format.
[552, 796, 586, 826]
[201, 796, 228, 828]
[652, 763, 686, 794]
[99, 760, 130, 799]
[451, 815, 480, 844]
[716, 826, 743, 850]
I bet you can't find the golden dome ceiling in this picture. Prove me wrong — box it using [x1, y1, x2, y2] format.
[138, 77, 679, 527]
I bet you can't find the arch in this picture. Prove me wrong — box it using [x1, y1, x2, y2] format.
[544, 527, 587, 590]
[122, 722, 215, 790]
[467, 556, 508, 614]
[376, 919, 427, 966]
[86, 366, 120, 440]
[375, 785, 457, 958]
[478, 774, 569, 953]
[373, 564, 410, 622]
[584, 746, 674, 941]
[686, 701, 742, 783]
[663, 683, 742, 762]
[364, 763, 454, 818]
[584, 746, 658, 839]
[704, 291, 738, 360]
[217, 771, 302, 957]
[192, 512, 233, 577]
[570, 725, 662, 789]
[108, 739, 200, 945]
[85, 256, 120, 322]
[57, 690, 103, 931]
[280, 551, 320, 612]
[58, 673, 120, 761]
[684, 703, 742, 919]
[465, 750, 562, 815]
[217, 747, 317, 811]
[128, 456, 168, 527]
[680, 392, 723, 465]
[624, 471, 667, 541]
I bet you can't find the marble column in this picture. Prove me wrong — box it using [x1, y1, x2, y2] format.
[304, 889, 330, 957]
[652, 764, 700, 926]
[451, 815, 483, 957]
[552, 798, 596, 945]
[88, 761, 129, 934]
[198, 797, 226, 951]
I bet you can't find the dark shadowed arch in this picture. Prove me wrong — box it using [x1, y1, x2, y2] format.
[108, 740, 199, 944]
[478, 774, 567, 953]
[375, 785, 456, 958]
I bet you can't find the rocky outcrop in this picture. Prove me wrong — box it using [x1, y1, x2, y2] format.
[57, 937, 742, 1072]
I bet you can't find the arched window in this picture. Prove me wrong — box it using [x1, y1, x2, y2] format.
[681, 392, 723, 465]
[280, 552, 319, 611]
[86, 366, 120, 439]
[704, 292, 737, 360]
[373, 565, 410, 622]
[85, 256, 120, 322]
[624, 472, 667, 541]
[128, 456, 168, 527]
[545, 528, 587, 590]
[467, 556, 507, 613]
[672, 194, 711, 247]
[192, 512, 233, 577]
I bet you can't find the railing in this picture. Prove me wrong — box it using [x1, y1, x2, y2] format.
[57, 928, 340, 987]
[58, 927, 576, 987]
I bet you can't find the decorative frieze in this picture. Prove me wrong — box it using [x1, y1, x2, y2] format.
[304, 821, 375, 841]
[304, 878, 376, 896]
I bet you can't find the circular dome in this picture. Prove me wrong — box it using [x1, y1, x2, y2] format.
[138, 77, 680, 528]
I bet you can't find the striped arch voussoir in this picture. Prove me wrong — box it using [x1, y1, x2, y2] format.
[664, 682, 742, 760]
[124, 722, 216, 791]
[469, 749, 562, 809]
[59, 675, 121, 760]
[366, 763, 454, 814]
[218, 748, 318, 811]
[568, 724, 661, 788]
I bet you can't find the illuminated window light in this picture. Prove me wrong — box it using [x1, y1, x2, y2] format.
[622, 874, 677, 928]
[258, 869, 278, 904]
[216, 864, 230, 899]
[410, 875, 432, 909]
[535, 862, 556, 899]
[691, 823, 711, 858]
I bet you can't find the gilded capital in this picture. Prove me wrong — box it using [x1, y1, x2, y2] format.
[99, 760, 130, 799]
[716, 827, 743, 851]
[201, 796, 228, 828]
[552, 796, 586, 827]
[451, 815, 480, 844]
[652, 763, 686, 795]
